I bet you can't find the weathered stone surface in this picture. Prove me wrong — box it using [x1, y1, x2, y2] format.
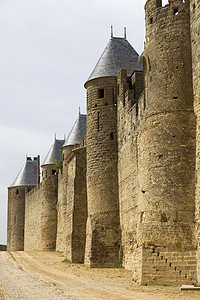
[190, 0, 200, 283]
[7, 0, 200, 287]
[24, 185, 42, 250]
[85, 77, 121, 267]
[7, 187, 26, 251]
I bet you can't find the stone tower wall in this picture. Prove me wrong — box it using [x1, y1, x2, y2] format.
[128, 0, 197, 284]
[40, 164, 58, 250]
[24, 184, 42, 251]
[139, 0, 196, 249]
[190, 0, 200, 282]
[7, 187, 26, 251]
[85, 77, 121, 267]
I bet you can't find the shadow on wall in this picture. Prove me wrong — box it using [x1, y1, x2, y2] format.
[0, 245, 7, 251]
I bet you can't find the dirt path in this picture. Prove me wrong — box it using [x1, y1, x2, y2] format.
[1, 251, 200, 300]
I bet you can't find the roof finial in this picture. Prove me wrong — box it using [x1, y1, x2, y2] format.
[54, 133, 56, 140]
[124, 27, 127, 39]
[64, 134, 66, 140]
[79, 107, 81, 115]
[111, 25, 113, 38]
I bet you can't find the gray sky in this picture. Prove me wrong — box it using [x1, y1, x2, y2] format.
[0, 0, 146, 244]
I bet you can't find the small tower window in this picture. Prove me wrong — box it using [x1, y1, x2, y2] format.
[16, 189, 19, 195]
[98, 89, 104, 99]
[97, 112, 100, 132]
[52, 169, 57, 175]
[150, 17, 153, 24]
[110, 132, 114, 140]
[174, 8, 178, 15]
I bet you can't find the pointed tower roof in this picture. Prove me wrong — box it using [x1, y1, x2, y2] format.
[9, 157, 37, 187]
[42, 139, 65, 166]
[63, 114, 86, 147]
[85, 36, 139, 85]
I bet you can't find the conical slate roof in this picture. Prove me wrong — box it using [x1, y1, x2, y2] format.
[86, 37, 139, 84]
[42, 139, 65, 166]
[10, 158, 37, 187]
[63, 114, 86, 147]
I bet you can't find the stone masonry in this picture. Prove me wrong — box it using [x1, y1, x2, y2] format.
[7, 0, 200, 286]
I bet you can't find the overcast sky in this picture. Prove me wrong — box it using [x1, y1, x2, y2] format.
[0, 0, 147, 244]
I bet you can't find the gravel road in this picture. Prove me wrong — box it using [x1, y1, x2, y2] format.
[1, 251, 200, 300]
[0, 252, 76, 299]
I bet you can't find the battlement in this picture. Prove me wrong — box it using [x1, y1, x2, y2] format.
[117, 68, 145, 130]
[26, 182, 42, 197]
[145, 0, 188, 11]
[145, 0, 190, 44]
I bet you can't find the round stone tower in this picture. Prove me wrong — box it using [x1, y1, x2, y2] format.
[138, 0, 196, 250]
[7, 157, 38, 251]
[41, 138, 65, 250]
[190, 0, 200, 281]
[84, 31, 139, 267]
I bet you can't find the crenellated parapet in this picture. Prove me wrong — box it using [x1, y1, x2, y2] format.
[145, 0, 190, 45]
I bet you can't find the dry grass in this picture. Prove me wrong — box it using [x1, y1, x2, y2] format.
[24, 251, 200, 300]
[26, 251, 132, 281]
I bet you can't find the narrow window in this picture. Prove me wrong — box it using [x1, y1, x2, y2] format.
[136, 103, 138, 116]
[52, 169, 56, 175]
[97, 112, 100, 132]
[110, 132, 114, 140]
[98, 89, 104, 99]
[143, 56, 148, 104]
[16, 189, 19, 195]
[150, 17, 153, 24]
[174, 8, 178, 15]
[112, 87, 115, 103]
[193, 3, 196, 10]
[173, 96, 178, 100]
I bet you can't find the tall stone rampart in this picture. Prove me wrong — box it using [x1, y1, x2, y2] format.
[56, 145, 74, 253]
[64, 147, 87, 263]
[24, 184, 42, 251]
[117, 69, 144, 272]
[40, 164, 58, 250]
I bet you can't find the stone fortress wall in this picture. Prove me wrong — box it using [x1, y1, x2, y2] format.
[7, 0, 200, 286]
